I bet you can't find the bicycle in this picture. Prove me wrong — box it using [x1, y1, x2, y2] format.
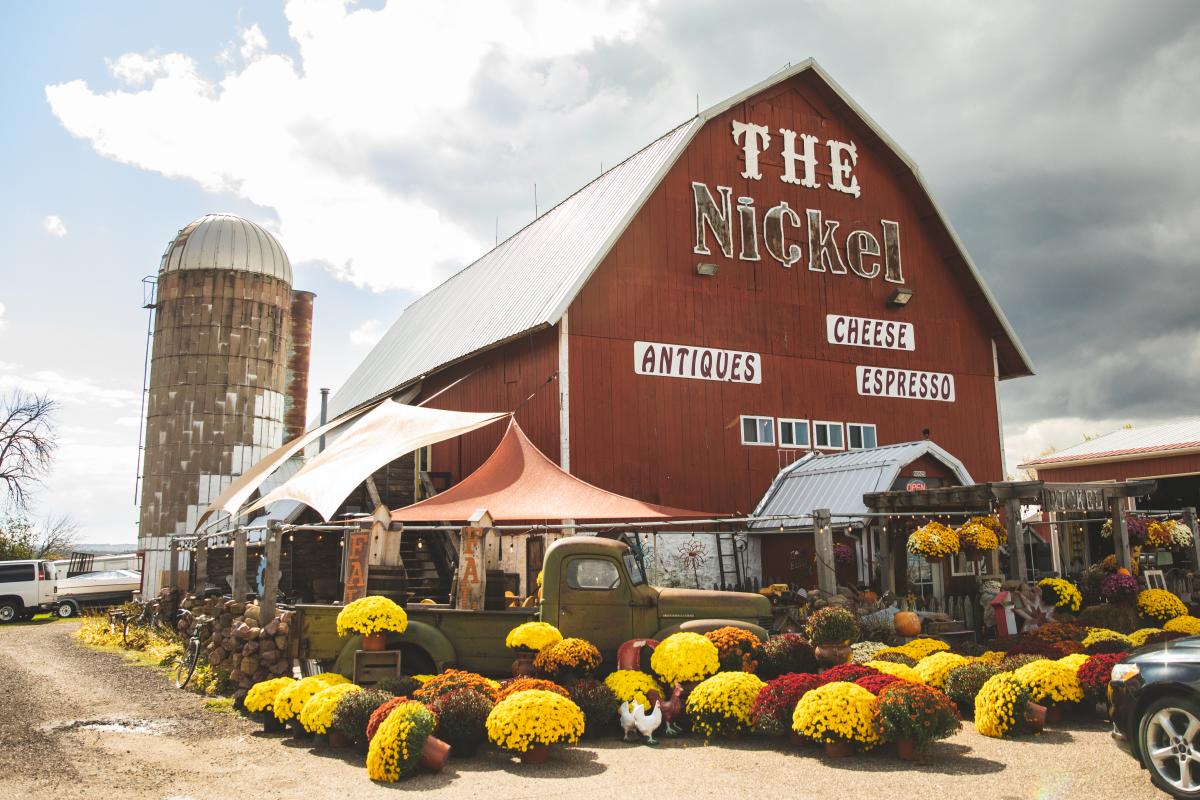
[173, 611, 213, 689]
[109, 597, 164, 647]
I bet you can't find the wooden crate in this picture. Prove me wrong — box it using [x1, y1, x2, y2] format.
[353, 650, 401, 686]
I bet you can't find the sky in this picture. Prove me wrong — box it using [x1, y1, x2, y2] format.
[2, 0, 1199, 544]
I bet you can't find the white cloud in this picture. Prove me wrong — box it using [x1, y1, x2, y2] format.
[1003, 416, 1139, 478]
[349, 318, 387, 348]
[45, 1, 649, 293]
[0, 364, 139, 409]
[41, 215, 67, 238]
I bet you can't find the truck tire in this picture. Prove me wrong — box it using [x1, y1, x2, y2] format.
[55, 600, 78, 618]
[0, 601, 18, 623]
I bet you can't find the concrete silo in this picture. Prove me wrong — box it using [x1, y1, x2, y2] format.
[138, 214, 313, 590]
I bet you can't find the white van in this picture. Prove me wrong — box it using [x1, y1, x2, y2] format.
[0, 560, 69, 622]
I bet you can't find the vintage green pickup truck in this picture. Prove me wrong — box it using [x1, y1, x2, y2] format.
[297, 536, 772, 676]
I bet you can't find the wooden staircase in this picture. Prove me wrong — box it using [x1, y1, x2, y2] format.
[399, 534, 452, 604]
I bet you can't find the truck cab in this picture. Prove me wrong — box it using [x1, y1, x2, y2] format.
[0, 560, 59, 622]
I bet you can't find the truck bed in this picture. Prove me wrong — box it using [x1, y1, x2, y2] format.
[297, 603, 538, 676]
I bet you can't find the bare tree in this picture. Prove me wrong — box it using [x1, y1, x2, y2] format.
[0, 389, 58, 510]
[35, 513, 80, 558]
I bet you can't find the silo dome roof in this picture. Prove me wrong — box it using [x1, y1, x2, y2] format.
[159, 213, 292, 284]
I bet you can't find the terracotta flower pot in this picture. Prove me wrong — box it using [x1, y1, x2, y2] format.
[312, 732, 330, 747]
[1045, 705, 1064, 725]
[790, 732, 807, 748]
[815, 644, 852, 667]
[511, 651, 536, 677]
[925, 555, 947, 565]
[263, 714, 286, 734]
[519, 743, 551, 764]
[329, 731, 352, 748]
[895, 737, 919, 762]
[363, 632, 388, 651]
[824, 740, 853, 759]
[419, 735, 452, 772]
[1025, 701, 1047, 732]
[289, 719, 311, 740]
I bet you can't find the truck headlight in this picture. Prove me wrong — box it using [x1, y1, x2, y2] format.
[1111, 663, 1140, 683]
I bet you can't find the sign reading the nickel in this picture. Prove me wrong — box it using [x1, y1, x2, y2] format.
[827, 314, 915, 351]
[856, 365, 955, 402]
[635, 341, 762, 384]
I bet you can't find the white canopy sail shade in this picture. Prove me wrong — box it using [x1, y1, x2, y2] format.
[242, 401, 510, 522]
[192, 403, 374, 534]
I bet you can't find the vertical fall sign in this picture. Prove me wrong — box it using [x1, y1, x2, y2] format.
[342, 524, 371, 604]
[456, 525, 486, 611]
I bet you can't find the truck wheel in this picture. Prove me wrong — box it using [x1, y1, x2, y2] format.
[0, 602, 18, 623]
[55, 601, 77, 618]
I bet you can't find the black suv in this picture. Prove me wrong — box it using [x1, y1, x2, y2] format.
[1110, 637, 1200, 798]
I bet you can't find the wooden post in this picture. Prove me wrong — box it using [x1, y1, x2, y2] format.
[1110, 496, 1132, 572]
[876, 519, 896, 595]
[1185, 507, 1199, 573]
[456, 509, 493, 610]
[168, 539, 179, 591]
[343, 520, 372, 604]
[1004, 498, 1027, 581]
[261, 522, 282, 621]
[813, 509, 837, 595]
[195, 537, 208, 592]
[232, 527, 248, 600]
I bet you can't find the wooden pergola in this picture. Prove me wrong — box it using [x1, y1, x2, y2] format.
[862, 479, 1161, 594]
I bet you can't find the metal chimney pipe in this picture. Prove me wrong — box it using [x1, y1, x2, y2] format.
[319, 388, 330, 452]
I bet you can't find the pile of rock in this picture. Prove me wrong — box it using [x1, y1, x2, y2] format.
[177, 594, 294, 699]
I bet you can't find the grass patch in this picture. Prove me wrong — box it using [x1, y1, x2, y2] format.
[204, 697, 235, 713]
[74, 613, 184, 668]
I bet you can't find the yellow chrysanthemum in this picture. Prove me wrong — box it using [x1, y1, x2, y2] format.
[864, 660, 923, 683]
[650, 632, 720, 684]
[1138, 589, 1188, 623]
[336, 595, 408, 637]
[485, 689, 585, 753]
[685, 671, 766, 738]
[244, 677, 295, 714]
[914, 652, 969, 690]
[1013, 659, 1083, 706]
[300, 682, 362, 734]
[792, 681, 879, 747]
[273, 673, 349, 722]
[505, 621, 563, 652]
[1164, 616, 1200, 635]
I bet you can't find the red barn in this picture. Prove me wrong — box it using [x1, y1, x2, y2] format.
[328, 60, 1032, 585]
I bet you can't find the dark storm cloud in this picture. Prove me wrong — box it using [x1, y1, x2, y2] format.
[362, 0, 1200, 433]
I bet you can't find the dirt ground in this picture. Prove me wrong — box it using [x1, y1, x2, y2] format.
[0, 620, 1169, 800]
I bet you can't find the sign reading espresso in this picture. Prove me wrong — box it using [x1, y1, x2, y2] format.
[856, 365, 955, 402]
[827, 314, 915, 351]
[635, 341, 762, 384]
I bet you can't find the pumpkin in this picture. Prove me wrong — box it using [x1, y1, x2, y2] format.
[894, 611, 921, 637]
[1117, 568, 1131, 576]
[860, 591, 879, 604]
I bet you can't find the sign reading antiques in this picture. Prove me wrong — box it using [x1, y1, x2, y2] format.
[856, 366, 955, 402]
[635, 341, 762, 384]
[692, 119, 906, 280]
[827, 314, 915, 351]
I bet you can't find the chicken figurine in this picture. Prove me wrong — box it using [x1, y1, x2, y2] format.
[619, 698, 663, 744]
[646, 685, 684, 736]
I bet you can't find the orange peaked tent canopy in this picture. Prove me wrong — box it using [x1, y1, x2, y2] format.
[390, 419, 716, 523]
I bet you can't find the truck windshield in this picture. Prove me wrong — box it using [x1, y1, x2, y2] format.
[623, 552, 646, 586]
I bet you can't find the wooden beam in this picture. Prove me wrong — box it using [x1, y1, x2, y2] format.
[1185, 507, 1199, 576]
[168, 539, 179, 592]
[876, 519, 895, 595]
[1004, 497, 1027, 581]
[261, 522, 282, 621]
[1110, 496, 1132, 572]
[232, 527, 248, 600]
[194, 538, 208, 591]
[813, 509, 837, 595]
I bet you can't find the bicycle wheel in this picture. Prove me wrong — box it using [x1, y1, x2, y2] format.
[122, 617, 133, 648]
[174, 640, 200, 689]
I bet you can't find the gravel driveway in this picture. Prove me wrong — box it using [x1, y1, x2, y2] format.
[0, 621, 1168, 800]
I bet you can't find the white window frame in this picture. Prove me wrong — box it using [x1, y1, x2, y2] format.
[778, 418, 810, 449]
[813, 420, 845, 450]
[951, 551, 978, 577]
[739, 415, 776, 447]
[846, 422, 878, 450]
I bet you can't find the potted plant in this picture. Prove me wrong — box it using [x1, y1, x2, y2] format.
[366, 700, 449, 781]
[806, 607, 859, 666]
[567, 678, 620, 738]
[912, 651, 969, 691]
[244, 676, 295, 733]
[1137, 588, 1189, 624]
[757, 633, 818, 679]
[300, 683, 363, 745]
[748, 672, 824, 737]
[956, 520, 999, 558]
[874, 682, 961, 761]
[974, 672, 1037, 738]
[906, 522, 959, 563]
[1012, 659, 1084, 724]
[791, 681, 880, 757]
[485, 688, 585, 763]
[336, 595, 408, 651]
[942, 662, 1001, 718]
[428, 687, 494, 757]
[273, 673, 349, 739]
[533, 637, 602, 682]
[603, 669, 664, 711]
[704, 626, 764, 672]
[331, 688, 393, 754]
[684, 671, 765, 738]
[496, 677, 569, 701]
[1037, 578, 1082, 614]
[414, 669, 500, 703]
[649, 632, 721, 688]
[504, 621, 563, 676]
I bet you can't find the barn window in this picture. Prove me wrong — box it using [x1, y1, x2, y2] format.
[813, 421, 844, 450]
[846, 423, 877, 450]
[740, 415, 775, 446]
[779, 418, 810, 449]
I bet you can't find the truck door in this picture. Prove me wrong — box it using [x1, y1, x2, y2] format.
[38, 562, 56, 605]
[557, 555, 633, 655]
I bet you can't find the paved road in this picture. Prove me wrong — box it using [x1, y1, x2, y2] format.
[0, 620, 1168, 800]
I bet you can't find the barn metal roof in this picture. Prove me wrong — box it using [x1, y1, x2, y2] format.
[159, 213, 292, 284]
[1021, 418, 1200, 469]
[749, 441, 975, 528]
[329, 58, 1033, 419]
